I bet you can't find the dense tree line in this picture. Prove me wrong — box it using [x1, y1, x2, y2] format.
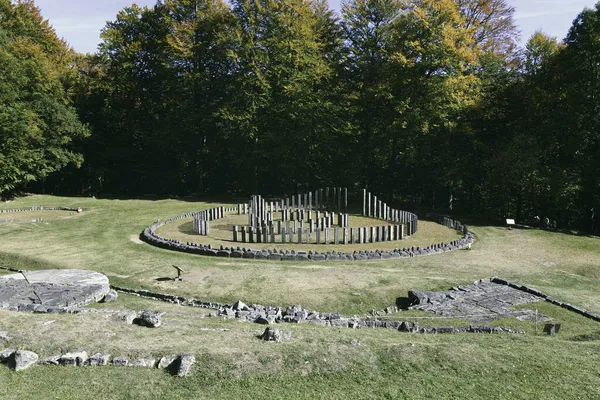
[0, 0, 598, 233]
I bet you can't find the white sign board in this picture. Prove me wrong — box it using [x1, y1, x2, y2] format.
[506, 219, 515, 225]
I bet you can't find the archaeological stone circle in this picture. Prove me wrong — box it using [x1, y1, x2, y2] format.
[141, 187, 475, 261]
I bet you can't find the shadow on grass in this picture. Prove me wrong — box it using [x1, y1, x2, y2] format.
[395, 296, 412, 310]
[568, 331, 600, 342]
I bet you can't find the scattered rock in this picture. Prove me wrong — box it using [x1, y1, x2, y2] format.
[12, 350, 38, 371]
[86, 353, 111, 366]
[42, 355, 61, 365]
[115, 311, 137, 324]
[102, 290, 118, 303]
[60, 351, 88, 366]
[0, 332, 11, 341]
[113, 356, 129, 366]
[255, 315, 276, 325]
[158, 355, 177, 369]
[259, 327, 282, 343]
[0, 348, 15, 361]
[136, 311, 163, 328]
[130, 358, 156, 368]
[232, 300, 249, 311]
[176, 354, 195, 376]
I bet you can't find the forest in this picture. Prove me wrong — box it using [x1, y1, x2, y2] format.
[0, 0, 598, 233]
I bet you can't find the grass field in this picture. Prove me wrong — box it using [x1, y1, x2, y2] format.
[0, 194, 599, 399]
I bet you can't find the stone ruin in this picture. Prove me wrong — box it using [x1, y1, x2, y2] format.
[227, 188, 418, 245]
[141, 188, 476, 261]
[0, 269, 110, 312]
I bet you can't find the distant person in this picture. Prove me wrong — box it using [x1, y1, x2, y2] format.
[533, 215, 540, 227]
[543, 217, 550, 229]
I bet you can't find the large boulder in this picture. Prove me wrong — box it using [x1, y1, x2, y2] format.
[12, 350, 38, 371]
[176, 354, 195, 376]
[136, 311, 163, 328]
[259, 327, 282, 343]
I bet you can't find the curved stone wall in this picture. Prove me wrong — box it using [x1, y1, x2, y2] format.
[140, 212, 474, 261]
[0, 206, 82, 222]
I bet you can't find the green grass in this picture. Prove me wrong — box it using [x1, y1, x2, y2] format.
[0, 194, 599, 399]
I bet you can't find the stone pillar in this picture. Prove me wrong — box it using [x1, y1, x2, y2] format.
[358, 227, 363, 244]
[271, 226, 276, 243]
[325, 228, 330, 245]
[308, 192, 312, 214]
[316, 228, 321, 244]
[362, 189, 367, 216]
[277, 220, 282, 235]
[338, 187, 342, 212]
[373, 196, 377, 218]
[233, 226, 239, 242]
[310, 219, 314, 233]
[256, 227, 262, 243]
[298, 228, 302, 244]
[400, 224, 404, 240]
[343, 228, 348, 245]
[306, 230, 311, 244]
[343, 187, 348, 212]
[351, 228, 356, 244]
[370, 226, 376, 243]
[334, 228, 339, 244]
[249, 227, 254, 243]
[382, 226, 387, 242]
[282, 228, 287, 243]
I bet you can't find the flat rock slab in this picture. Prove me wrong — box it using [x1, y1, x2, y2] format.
[409, 280, 549, 322]
[0, 270, 110, 309]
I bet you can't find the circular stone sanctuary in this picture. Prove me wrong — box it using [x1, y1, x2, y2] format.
[142, 187, 474, 261]
[0, 269, 110, 311]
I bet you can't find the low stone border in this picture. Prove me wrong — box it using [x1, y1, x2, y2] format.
[0, 206, 82, 223]
[140, 212, 474, 261]
[0, 206, 81, 213]
[490, 277, 600, 323]
[107, 287, 524, 335]
[0, 266, 21, 273]
[0, 349, 194, 375]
